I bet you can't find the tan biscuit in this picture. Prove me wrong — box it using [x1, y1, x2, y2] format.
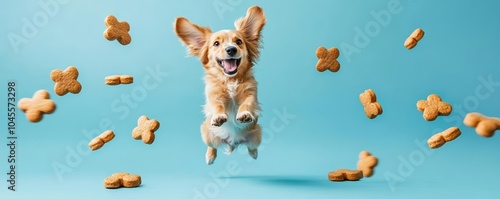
[105, 75, 134, 85]
[464, 112, 500, 137]
[104, 15, 131, 45]
[404, 28, 424, 50]
[122, 174, 141, 188]
[343, 170, 363, 181]
[50, 66, 82, 96]
[132, 115, 160, 144]
[89, 130, 115, 150]
[327, 170, 345, 181]
[89, 137, 105, 151]
[328, 169, 363, 182]
[104, 176, 122, 189]
[357, 151, 378, 177]
[359, 89, 383, 119]
[417, 94, 452, 121]
[105, 75, 121, 85]
[104, 173, 141, 189]
[427, 133, 446, 149]
[18, 90, 56, 122]
[119, 75, 134, 84]
[441, 127, 461, 142]
[99, 130, 115, 143]
[112, 172, 129, 178]
[427, 127, 462, 149]
[316, 47, 340, 72]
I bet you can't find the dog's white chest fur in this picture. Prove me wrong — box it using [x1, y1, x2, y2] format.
[204, 81, 248, 145]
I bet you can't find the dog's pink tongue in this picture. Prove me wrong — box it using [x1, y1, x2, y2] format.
[223, 59, 237, 72]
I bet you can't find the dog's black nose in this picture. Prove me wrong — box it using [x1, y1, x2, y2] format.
[225, 46, 237, 56]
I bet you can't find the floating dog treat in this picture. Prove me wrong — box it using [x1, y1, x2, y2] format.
[105, 75, 134, 85]
[132, 115, 160, 144]
[359, 89, 383, 119]
[104, 15, 131, 45]
[316, 47, 340, 72]
[464, 112, 500, 137]
[417, 94, 452, 121]
[50, 66, 82, 96]
[18, 90, 56, 122]
[404, 28, 424, 49]
[88, 130, 115, 151]
[427, 127, 461, 149]
[328, 169, 363, 182]
[357, 151, 378, 177]
[104, 172, 141, 189]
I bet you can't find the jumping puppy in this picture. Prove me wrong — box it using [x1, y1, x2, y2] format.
[174, 6, 266, 165]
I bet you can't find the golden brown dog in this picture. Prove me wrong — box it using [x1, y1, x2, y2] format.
[174, 6, 266, 165]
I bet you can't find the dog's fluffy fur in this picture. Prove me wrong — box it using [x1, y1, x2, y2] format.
[174, 6, 266, 165]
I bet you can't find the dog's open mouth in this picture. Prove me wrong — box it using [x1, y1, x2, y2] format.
[217, 58, 241, 76]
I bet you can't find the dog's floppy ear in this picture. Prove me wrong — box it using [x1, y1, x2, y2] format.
[174, 17, 212, 57]
[234, 6, 266, 43]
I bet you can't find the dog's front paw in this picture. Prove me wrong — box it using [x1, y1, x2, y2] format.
[211, 114, 228, 126]
[237, 111, 254, 123]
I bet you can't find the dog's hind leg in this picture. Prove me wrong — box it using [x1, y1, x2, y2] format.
[245, 124, 262, 159]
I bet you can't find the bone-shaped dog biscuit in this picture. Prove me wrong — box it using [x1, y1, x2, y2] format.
[328, 169, 363, 182]
[88, 130, 115, 151]
[417, 94, 452, 121]
[50, 66, 82, 96]
[404, 28, 424, 49]
[316, 47, 340, 72]
[357, 151, 378, 177]
[427, 127, 461, 149]
[104, 15, 131, 45]
[464, 112, 500, 137]
[359, 89, 383, 119]
[132, 115, 160, 144]
[18, 90, 56, 122]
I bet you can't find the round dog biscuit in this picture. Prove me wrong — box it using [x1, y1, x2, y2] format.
[104, 176, 122, 189]
[89, 137, 105, 151]
[99, 130, 115, 143]
[428, 133, 445, 149]
[328, 171, 345, 181]
[122, 174, 141, 188]
[119, 75, 134, 84]
[441, 127, 461, 142]
[343, 170, 363, 181]
[105, 75, 121, 85]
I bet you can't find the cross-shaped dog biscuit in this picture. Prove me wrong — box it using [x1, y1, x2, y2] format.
[464, 112, 500, 137]
[132, 115, 160, 144]
[359, 89, 383, 119]
[50, 66, 82, 96]
[316, 47, 340, 72]
[104, 15, 131, 45]
[18, 90, 56, 122]
[417, 94, 452, 121]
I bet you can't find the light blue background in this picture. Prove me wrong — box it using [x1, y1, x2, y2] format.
[1, 0, 500, 198]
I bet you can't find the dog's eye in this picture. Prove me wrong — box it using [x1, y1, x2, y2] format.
[213, 41, 220, 46]
[236, 39, 242, 45]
